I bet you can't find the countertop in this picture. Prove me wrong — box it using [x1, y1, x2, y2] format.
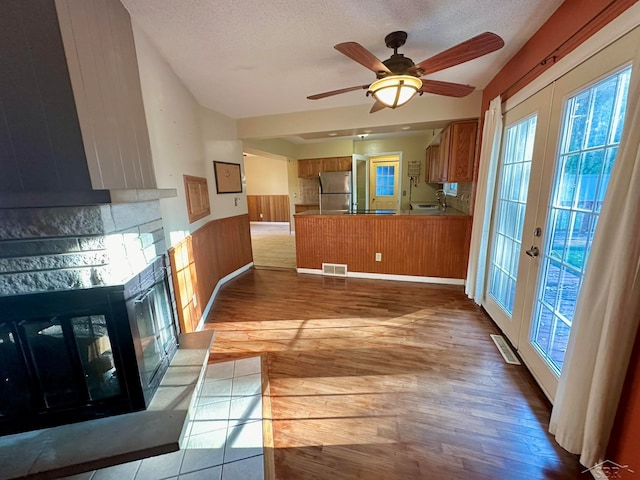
[294, 207, 468, 216]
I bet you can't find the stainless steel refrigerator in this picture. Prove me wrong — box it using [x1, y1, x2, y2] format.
[319, 171, 352, 212]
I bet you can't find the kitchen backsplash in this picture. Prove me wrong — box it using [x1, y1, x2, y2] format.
[447, 183, 473, 215]
[299, 178, 320, 204]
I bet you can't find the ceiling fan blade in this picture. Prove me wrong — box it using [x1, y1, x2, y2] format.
[410, 32, 504, 76]
[370, 101, 386, 113]
[307, 84, 370, 100]
[335, 42, 392, 75]
[420, 80, 475, 97]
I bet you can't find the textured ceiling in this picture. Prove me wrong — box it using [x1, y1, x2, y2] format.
[121, 0, 563, 120]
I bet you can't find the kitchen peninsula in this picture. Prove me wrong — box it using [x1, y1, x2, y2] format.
[294, 208, 471, 282]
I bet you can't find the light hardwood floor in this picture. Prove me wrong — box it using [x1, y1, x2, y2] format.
[250, 222, 296, 269]
[204, 269, 582, 480]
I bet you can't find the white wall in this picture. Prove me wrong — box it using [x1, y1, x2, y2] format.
[296, 140, 353, 159]
[244, 155, 288, 195]
[199, 106, 247, 220]
[132, 21, 245, 247]
[237, 92, 482, 140]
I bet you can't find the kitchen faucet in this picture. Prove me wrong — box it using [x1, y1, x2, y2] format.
[436, 189, 447, 210]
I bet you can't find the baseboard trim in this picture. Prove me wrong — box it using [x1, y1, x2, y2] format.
[196, 262, 254, 331]
[296, 268, 464, 285]
[250, 221, 289, 225]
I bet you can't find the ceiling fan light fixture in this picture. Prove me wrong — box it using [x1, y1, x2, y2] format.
[369, 75, 422, 108]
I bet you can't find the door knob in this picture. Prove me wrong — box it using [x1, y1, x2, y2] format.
[526, 246, 540, 258]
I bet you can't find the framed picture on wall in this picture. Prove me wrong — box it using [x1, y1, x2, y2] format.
[213, 161, 242, 194]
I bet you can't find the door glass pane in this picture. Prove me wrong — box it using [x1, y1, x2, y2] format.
[375, 165, 395, 196]
[22, 319, 83, 408]
[488, 114, 537, 315]
[531, 66, 632, 374]
[71, 315, 121, 401]
[0, 324, 31, 416]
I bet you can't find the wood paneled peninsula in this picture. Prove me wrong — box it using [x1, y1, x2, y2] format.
[294, 209, 471, 280]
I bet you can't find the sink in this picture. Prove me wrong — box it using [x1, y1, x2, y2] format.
[345, 209, 396, 215]
[411, 203, 440, 210]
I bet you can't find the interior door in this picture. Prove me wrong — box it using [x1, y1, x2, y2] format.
[515, 28, 636, 400]
[369, 156, 400, 209]
[352, 154, 368, 210]
[483, 85, 553, 346]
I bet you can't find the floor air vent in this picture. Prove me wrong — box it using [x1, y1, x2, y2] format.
[490, 334, 521, 365]
[322, 263, 348, 277]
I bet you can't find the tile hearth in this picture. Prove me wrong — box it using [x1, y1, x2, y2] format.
[60, 357, 266, 480]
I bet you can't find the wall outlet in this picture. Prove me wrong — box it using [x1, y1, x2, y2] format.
[259, 213, 263, 218]
[375, 252, 382, 262]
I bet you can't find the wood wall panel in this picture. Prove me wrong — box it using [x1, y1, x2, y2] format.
[608, 325, 640, 467]
[56, 0, 156, 190]
[247, 195, 290, 222]
[295, 214, 472, 279]
[168, 214, 252, 333]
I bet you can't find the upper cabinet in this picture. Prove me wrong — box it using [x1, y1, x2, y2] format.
[324, 156, 352, 172]
[298, 156, 352, 178]
[425, 145, 441, 183]
[298, 158, 322, 178]
[426, 120, 478, 183]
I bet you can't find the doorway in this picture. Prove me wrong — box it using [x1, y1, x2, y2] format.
[244, 152, 297, 269]
[352, 154, 368, 211]
[369, 155, 400, 210]
[483, 27, 637, 400]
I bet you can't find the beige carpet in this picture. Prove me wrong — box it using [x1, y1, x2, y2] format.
[250, 222, 296, 269]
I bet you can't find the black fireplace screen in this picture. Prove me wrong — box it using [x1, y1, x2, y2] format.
[0, 256, 177, 436]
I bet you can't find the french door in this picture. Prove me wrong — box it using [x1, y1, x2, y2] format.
[484, 85, 553, 345]
[484, 26, 637, 401]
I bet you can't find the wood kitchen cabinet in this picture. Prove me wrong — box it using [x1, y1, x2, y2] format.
[426, 120, 478, 183]
[425, 145, 441, 183]
[323, 156, 352, 172]
[297, 158, 322, 178]
[298, 156, 352, 178]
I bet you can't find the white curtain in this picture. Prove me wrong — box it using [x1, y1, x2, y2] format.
[466, 95, 503, 303]
[549, 47, 640, 468]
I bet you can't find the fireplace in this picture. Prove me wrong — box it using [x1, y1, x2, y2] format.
[0, 255, 177, 436]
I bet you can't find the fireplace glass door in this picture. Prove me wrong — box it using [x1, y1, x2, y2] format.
[0, 324, 30, 417]
[71, 315, 121, 401]
[21, 315, 122, 410]
[132, 279, 175, 388]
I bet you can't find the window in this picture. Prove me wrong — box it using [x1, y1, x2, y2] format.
[375, 165, 395, 196]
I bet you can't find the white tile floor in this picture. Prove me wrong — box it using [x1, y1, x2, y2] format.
[63, 357, 265, 480]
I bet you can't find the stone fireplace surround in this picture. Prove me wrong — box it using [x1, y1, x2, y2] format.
[0, 199, 221, 478]
[0, 200, 166, 296]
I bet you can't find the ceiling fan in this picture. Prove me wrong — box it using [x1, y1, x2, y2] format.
[307, 31, 505, 113]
